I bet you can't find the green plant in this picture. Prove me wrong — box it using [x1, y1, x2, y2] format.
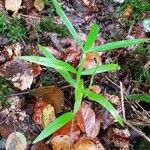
[0, 78, 10, 107]
[35, 16, 70, 37]
[0, 12, 27, 43]
[118, 0, 150, 14]
[127, 93, 150, 103]
[18, 0, 149, 143]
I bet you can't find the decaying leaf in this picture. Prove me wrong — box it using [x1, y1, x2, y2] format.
[107, 127, 130, 150]
[30, 86, 64, 114]
[31, 142, 51, 150]
[33, 99, 55, 127]
[42, 104, 56, 127]
[52, 118, 81, 142]
[5, 0, 22, 12]
[76, 102, 101, 138]
[51, 135, 72, 150]
[63, 47, 81, 67]
[34, 0, 45, 11]
[90, 85, 101, 94]
[5, 132, 27, 150]
[0, 59, 33, 90]
[84, 52, 102, 69]
[123, 5, 133, 18]
[72, 138, 105, 150]
[0, 42, 23, 63]
[31, 64, 42, 77]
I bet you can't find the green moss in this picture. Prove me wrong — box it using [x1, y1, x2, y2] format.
[118, 0, 150, 14]
[35, 16, 70, 37]
[0, 78, 10, 107]
[0, 12, 27, 43]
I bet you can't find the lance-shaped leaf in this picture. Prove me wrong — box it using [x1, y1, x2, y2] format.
[88, 38, 150, 52]
[58, 69, 76, 87]
[33, 112, 74, 144]
[82, 89, 124, 126]
[52, 0, 83, 48]
[82, 64, 120, 75]
[84, 24, 100, 51]
[38, 44, 56, 60]
[74, 79, 84, 114]
[127, 94, 150, 103]
[18, 56, 77, 74]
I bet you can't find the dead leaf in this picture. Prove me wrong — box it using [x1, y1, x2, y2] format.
[31, 64, 42, 77]
[63, 47, 81, 67]
[52, 118, 81, 142]
[5, 132, 27, 150]
[42, 104, 56, 127]
[31, 142, 51, 150]
[123, 5, 133, 18]
[84, 52, 102, 69]
[51, 135, 72, 150]
[107, 127, 130, 150]
[45, 46, 62, 59]
[0, 59, 33, 90]
[34, 0, 44, 11]
[72, 138, 100, 150]
[76, 102, 101, 138]
[5, 0, 22, 12]
[90, 85, 101, 94]
[30, 86, 64, 114]
[33, 99, 55, 127]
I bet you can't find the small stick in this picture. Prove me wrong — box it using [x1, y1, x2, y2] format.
[120, 81, 126, 120]
[124, 120, 150, 143]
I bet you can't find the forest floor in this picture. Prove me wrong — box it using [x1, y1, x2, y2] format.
[0, 0, 150, 149]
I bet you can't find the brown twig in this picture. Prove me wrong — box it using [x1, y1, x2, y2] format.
[124, 120, 150, 142]
[120, 81, 126, 120]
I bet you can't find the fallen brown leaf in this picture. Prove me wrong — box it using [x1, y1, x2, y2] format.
[72, 138, 105, 150]
[76, 102, 101, 138]
[51, 135, 72, 150]
[5, 0, 22, 12]
[84, 52, 102, 69]
[31, 142, 51, 150]
[0, 59, 33, 90]
[123, 5, 133, 18]
[30, 86, 64, 114]
[31, 64, 42, 77]
[107, 127, 130, 150]
[5, 132, 27, 150]
[52, 117, 81, 142]
[32, 99, 55, 127]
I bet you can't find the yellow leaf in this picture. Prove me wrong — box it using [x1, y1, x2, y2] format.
[34, 0, 45, 11]
[5, 0, 22, 12]
[42, 104, 56, 127]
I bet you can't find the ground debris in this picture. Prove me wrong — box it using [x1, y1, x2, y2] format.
[0, 59, 33, 90]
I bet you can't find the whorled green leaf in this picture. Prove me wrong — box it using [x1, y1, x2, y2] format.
[18, 56, 77, 74]
[82, 64, 120, 75]
[82, 89, 124, 126]
[52, 0, 83, 48]
[84, 24, 100, 51]
[38, 44, 55, 60]
[33, 112, 74, 144]
[88, 38, 150, 52]
[127, 94, 150, 103]
[58, 69, 76, 87]
[74, 79, 84, 114]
